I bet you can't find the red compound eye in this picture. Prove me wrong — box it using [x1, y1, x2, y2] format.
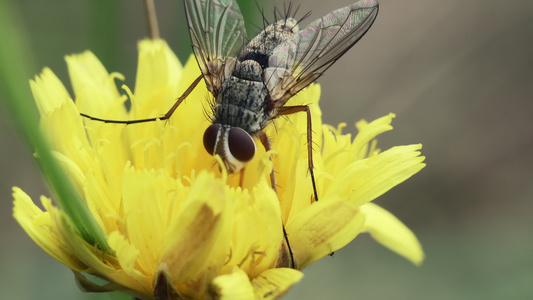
[227, 127, 255, 162]
[203, 124, 221, 156]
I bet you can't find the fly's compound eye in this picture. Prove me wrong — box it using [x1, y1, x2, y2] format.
[227, 127, 256, 163]
[203, 124, 221, 156]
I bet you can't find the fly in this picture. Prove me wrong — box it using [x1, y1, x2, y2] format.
[81, 0, 379, 269]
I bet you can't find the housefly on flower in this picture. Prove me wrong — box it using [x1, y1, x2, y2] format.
[81, 0, 379, 268]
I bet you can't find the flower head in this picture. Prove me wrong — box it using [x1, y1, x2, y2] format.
[13, 39, 425, 299]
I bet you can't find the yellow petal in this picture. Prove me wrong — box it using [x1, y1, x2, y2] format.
[160, 171, 230, 283]
[65, 51, 125, 117]
[134, 39, 183, 115]
[228, 181, 283, 276]
[120, 167, 180, 276]
[287, 197, 365, 268]
[29, 68, 71, 115]
[49, 199, 151, 296]
[321, 123, 354, 177]
[278, 159, 315, 224]
[352, 113, 395, 160]
[39, 100, 92, 178]
[328, 144, 425, 207]
[12, 187, 87, 271]
[211, 267, 256, 300]
[251, 268, 303, 300]
[361, 202, 424, 265]
[107, 231, 140, 274]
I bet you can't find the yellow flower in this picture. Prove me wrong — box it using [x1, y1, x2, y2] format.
[13, 39, 425, 299]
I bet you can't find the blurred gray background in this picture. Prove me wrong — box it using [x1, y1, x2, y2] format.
[1, 0, 532, 299]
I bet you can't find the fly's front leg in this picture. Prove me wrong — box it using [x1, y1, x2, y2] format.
[276, 105, 319, 202]
[161, 75, 203, 120]
[258, 131, 277, 192]
[80, 75, 203, 124]
[258, 130, 296, 269]
[239, 168, 246, 189]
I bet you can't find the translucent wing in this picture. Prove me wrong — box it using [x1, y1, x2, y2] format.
[184, 0, 247, 97]
[265, 0, 379, 106]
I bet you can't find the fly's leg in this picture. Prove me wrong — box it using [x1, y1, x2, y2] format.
[258, 131, 296, 269]
[277, 105, 331, 257]
[258, 131, 278, 191]
[277, 105, 319, 202]
[239, 168, 246, 188]
[80, 75, 203, 124]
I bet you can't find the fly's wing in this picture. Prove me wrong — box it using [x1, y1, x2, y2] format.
[265, 0, 379, 106]
[184, 0, 247, 97]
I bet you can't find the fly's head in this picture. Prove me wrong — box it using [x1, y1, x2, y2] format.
[203, 124, 256, 173]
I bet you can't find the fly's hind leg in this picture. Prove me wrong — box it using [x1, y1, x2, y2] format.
[276, 105, 319, 202]
[258, 131, 297, 269]
[276, 105, 335, 256]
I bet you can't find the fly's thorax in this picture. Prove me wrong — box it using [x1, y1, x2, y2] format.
[213, 65, 270, 134]
[203, 124, 256, 173]
[239, 17, 299, 68]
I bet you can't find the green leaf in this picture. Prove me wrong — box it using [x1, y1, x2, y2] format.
[0, 0, 110, 251]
